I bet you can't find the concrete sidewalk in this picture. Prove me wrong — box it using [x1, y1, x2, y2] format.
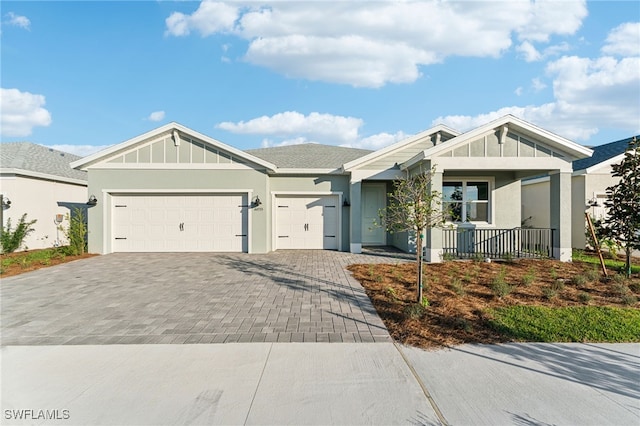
[2, 342, 639, 425]
[1, 343, 439, 425]
[401, 342, 640, 426]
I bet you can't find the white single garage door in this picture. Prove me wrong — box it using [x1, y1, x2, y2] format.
[275, 195, 338, 250]
[112, 194, 248, 252]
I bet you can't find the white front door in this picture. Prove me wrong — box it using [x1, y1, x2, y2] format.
[361, 183, 386, 245]
[112, 194, 248, 252]
[275, 195, 338, 250]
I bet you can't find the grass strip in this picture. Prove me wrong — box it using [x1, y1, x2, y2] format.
[573, 250, 640, 274]
[487, 306, 640, 343]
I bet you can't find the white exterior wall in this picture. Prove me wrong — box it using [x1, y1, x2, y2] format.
[522, 179, 551, 228]
[0, 175, 88, 251]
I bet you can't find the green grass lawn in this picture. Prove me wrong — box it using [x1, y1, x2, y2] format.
[488, 306, 640, 343]
[573, 249, 640, 274]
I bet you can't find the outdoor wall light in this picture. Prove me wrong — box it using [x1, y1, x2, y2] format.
[1, 195, 11, 208]
[87, 195, 98, 206]
[343, 198, 350, 207]
[586, 196, 600, 209]
[253, 196, 262, 207]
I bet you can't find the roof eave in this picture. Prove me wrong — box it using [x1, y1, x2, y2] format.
[1, 168, 88, 186]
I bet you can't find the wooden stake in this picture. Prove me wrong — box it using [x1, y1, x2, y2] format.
[585, 212, 608, 277]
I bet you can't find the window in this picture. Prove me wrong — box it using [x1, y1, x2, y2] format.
[443, 181, 490, 223]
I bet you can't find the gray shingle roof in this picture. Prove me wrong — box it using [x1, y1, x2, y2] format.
[573, 135, 638, 172]
[0, 142, 87, 182]
[246, 143, 373, 169]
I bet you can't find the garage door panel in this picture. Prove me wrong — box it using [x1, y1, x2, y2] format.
[112, 194, 247, 252]
[275, 195, 338, 250]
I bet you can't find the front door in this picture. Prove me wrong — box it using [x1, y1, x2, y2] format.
[361, 183, 386, 245]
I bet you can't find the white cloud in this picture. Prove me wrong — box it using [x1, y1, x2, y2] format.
[432, 54, 640, 141]
[45, 144, 112, 157]
[5, 12, 30, 30]
[166, 1, 587, 87]
[165, 1, 237, 37]
[514, 87, 523, 96]
[532, 78, 547, 92]
[602, 22, 640, 56]
[148, 110, 165, 122]
[517, 41, 542, 62]
[0, 88, 52, 137]
[218, 111, 363, 144]
[219, 110, 406, 150]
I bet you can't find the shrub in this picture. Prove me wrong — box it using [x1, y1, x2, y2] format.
[629, 282, 640, 293]
[385, 286, 398, 300]
[59, 208, 88, 255]
[491, 267, 512, 298]
[621, 294, 638, 306]
[578, 292, 592, 304]
[450, 277, 466, 296]
[521, 268, 536, 287]
[614, 283, 629, 295]
[542, 287, 557, 300]
[403, 303, 426, 320]
[1, 214, 37, 253]
[573, 274, 588, 287]
[584, 268, 600, 282]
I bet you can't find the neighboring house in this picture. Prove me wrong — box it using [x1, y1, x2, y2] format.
[521, 135, 636, 249]
[71, 115, 592, 261]
[0, 142, 88, 251]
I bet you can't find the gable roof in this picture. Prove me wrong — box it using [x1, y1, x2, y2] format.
[0, 142, 87, 184]
[342, 124, 460, 171]
[402, 114, 593, 169]
[71, 122, 277, 172]
[246, 144, 372, 170]
[573, 135, 638, 173]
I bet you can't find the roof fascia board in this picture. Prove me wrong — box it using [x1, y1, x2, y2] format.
[1, 168, 87, 186]
[342, 124, 460, 171]
[583, 152, 626, 174]
[71, 122, 277, 172]
[270, 168, 343, 175]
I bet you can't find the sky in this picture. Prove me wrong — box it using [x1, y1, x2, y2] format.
[1, 1, 639, 157]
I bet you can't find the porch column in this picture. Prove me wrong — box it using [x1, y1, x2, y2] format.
[425, 170, 443, 263]
[550, 171, 572, 261]
[349, 179, 362, 253]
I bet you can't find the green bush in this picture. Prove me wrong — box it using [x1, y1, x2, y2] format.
[59, 208, 87, 255]
[1, 214, 37, 253]
[403, 303, 426, 320]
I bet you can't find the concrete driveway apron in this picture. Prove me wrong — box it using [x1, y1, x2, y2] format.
[1, 251, 405, 346]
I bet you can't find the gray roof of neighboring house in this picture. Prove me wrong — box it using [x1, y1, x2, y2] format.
[0, 142, 87, 182]
[246, 143, 373, 169]
[573, 135, 638, 172]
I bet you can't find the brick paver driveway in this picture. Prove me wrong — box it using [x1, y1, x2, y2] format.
[2, 251, 408, 345]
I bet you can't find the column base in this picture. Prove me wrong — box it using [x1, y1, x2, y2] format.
[350, 243, 362, 254]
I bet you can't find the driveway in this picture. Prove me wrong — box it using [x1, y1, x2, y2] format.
[1, 251, 405, 346]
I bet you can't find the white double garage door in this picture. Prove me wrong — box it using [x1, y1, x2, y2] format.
[111, 193, 338, 252]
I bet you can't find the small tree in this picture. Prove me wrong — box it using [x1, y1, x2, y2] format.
[603, 136, 640, 277]
[59, 208, 88, 255]
[1, 214, 37, 253]
[378, 166, 447, 303]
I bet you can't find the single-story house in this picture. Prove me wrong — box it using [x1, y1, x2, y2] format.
[71, 115, 592, 262]
[521, 135, 636, 249]
[0, 142, 88, 251]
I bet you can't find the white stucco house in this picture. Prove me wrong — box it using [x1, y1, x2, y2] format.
[0, 143, 88, 251]
[71, 115, 592, 261]
[521, 135, 636, 249]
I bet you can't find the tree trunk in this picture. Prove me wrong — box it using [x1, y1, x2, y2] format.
[625, 246, 632, 278]
[416, 232, 423, 303]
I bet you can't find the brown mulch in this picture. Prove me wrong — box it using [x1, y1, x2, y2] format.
[349, 258, 640, 349]
[0, 249, 97, 278]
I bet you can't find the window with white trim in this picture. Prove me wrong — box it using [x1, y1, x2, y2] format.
[443, 180, 490, 223]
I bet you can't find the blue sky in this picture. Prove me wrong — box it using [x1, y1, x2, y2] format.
[1, 1, 639, 156]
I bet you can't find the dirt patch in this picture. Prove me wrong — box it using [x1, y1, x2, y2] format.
[0, 249, 97, 278]
[349, 258, 640, 349]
